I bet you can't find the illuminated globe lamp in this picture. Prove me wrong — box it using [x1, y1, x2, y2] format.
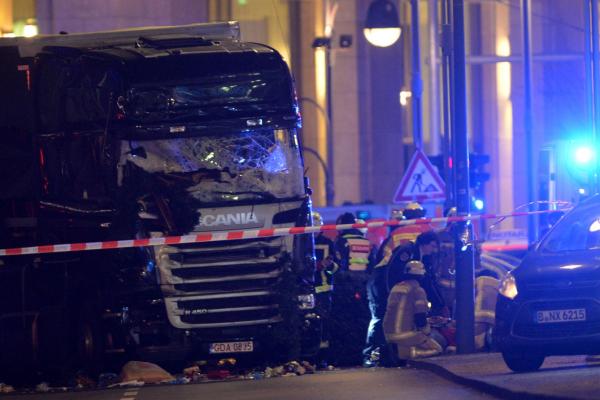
[364, 0, 401, 48]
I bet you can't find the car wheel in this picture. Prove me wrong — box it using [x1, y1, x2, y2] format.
[502, 351, 544, 372]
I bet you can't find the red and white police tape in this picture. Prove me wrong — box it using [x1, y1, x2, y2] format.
[0, 210, 566, 257]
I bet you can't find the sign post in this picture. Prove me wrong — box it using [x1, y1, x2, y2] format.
[452, 0, 475, 354]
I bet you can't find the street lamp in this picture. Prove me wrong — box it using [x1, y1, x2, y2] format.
[364, 0, 423, 150]
[363, 0, 401, 47]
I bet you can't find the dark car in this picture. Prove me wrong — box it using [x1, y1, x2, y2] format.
[495, 195, 600, 372]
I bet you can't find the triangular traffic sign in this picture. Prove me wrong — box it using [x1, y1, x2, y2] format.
[393, 150, 446, 203]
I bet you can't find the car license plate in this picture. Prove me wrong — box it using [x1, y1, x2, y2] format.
[209, 341, 254, 354]
[535, 308, 586, 323]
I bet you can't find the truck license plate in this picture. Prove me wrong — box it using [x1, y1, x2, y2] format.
[209, 341, 254, 354]
[535, 308, 586, 323]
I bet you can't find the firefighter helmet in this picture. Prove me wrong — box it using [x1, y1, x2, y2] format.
[312, 211, 323, 226]
[356, 218, 368, 234]
[403, 202, 426, 219]
[405, 260, 426, 276]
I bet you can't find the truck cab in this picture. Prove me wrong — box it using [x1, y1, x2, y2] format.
[0, 22, 319, 375]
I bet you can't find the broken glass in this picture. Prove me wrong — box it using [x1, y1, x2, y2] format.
[118, 129, 304, 203]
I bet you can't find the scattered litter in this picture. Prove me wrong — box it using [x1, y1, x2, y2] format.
[1, 357, 323, 395]
[302, 361, 316, 374]
[264, 367, 274, 378]
[250, 372, 264, 380]
[0, 383, 15, 393]
[35, 382, 50, 393]
[206, 370, 230, 380]
[74, 372, 95, 389]
[174, 376, 190, 384]
[183, 365, 200, 376]
[120, 361, 175, 384]
[98, 372, 120, 388]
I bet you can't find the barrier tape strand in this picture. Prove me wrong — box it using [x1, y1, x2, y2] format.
[0, 209, 565, 257]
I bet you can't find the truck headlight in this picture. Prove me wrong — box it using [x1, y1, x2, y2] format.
[499, 273, 518, 300]
[297, 294, 315, 310]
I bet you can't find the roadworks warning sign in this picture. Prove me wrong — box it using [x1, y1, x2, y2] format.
[393, 150, 446, 203]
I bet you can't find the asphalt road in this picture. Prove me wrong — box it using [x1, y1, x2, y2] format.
[0, 367, 497, 400]
[413, 353, 600, 400]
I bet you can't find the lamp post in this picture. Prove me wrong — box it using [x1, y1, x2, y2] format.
[365, 0, 476, 354]
[364, 0, 423, 150]
[310, 1, 340, 206]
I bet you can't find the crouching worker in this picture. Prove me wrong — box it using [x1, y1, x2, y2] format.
[474, 274, 500, 350]
[383, 260, 443, 361]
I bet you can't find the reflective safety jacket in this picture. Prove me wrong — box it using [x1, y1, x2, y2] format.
[334, 230, 372, 272]
[474, 275, 499, 349]
[314, 233, 340, 293]
[475, 275, 500, 325]
[375, 223, 432, 268]
[383, 279, 430, 343]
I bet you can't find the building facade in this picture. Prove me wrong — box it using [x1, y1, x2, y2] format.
[0, 0, 593, 222]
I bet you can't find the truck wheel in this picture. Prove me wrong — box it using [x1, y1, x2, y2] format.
[75, 306, 105, 374]
[502, 351, 544, 372]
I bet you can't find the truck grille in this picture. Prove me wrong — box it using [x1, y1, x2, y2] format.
[157, 237, 289, 329]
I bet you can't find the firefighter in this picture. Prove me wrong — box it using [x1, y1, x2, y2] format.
[363, 229, 442, 366]
[386, 230, 444, 311]
[363, 257, 389, 367]
[334, 212, 372, 272]
[383, 259, 443, 361]
[312, 212, 340, 364]
[313, 212, 339, 297]
[474, 274, 500, 350]
[331, 212, 373, 366]
[374, 202, 432, 271]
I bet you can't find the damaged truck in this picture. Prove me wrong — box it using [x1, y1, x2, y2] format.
[0, 22, 319, 377]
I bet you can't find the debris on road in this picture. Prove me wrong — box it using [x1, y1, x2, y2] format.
[1, 358, 322, 395]
[0, 383, 15, 393]
[34, 382, 68, 393]
[97, 372, 120, 388]
[120, 361, 175, 384]
[35, 382, 49, 393]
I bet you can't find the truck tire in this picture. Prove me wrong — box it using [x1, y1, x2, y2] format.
[74, 304, 105, 374]
[502, 351, 544, 372]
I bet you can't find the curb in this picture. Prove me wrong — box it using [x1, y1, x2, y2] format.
[407, 359, 575, 400]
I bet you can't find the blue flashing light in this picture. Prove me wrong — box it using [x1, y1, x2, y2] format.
[574, 146, 594, 166]
[474, 199, 484, 211]
[146, 261, 155, 274]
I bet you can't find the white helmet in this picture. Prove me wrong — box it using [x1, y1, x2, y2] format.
[405, 260, 426, 276]
[356, 218, 368, 235]
[312, 211, 323, 226]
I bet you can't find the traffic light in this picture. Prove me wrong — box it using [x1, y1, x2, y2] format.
[469, 153, 490, 189]
[428, 154, 445, 177]
[428, 153, 489, 210]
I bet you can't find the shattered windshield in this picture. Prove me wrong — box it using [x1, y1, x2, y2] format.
[118, 128, 304, 203]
